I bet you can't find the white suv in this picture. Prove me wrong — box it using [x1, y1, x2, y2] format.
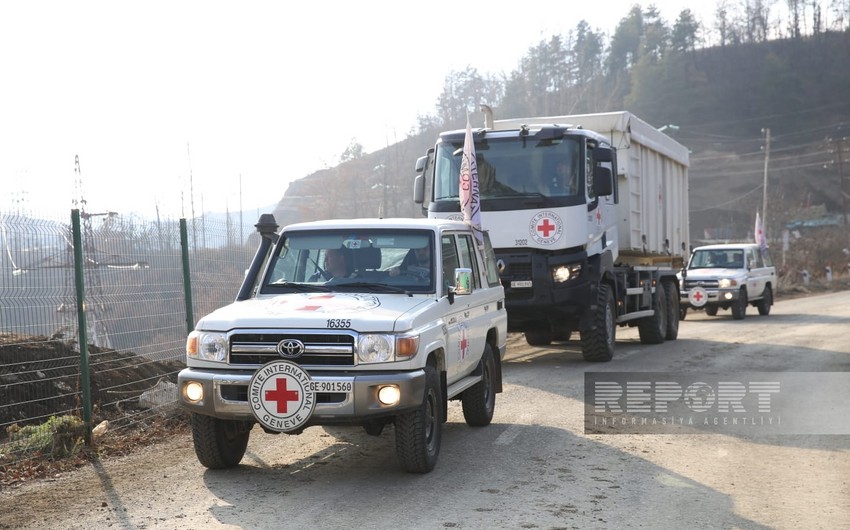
[679, 243, 776, 320]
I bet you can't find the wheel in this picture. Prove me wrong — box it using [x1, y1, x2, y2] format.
[638, 282, 667, 344]
[731, 288, 748, 320]
[395, 366, 442, 473]
[757, 285, 773, 316]
[580, 283, 615, 362]
[705, 306, 718, 316]
[663, 281, 679, 340]
[679, 306, 688, 320]
[191, 413, 252, 469]
[461, 344, 497, 427]
[524, 328, 552, 346]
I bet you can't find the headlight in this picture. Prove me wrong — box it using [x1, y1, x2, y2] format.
[718, 278, 738, 288]
[187, 331, 228, 361]
[357, 334, 420, 363]
[552, 263, 582, 283]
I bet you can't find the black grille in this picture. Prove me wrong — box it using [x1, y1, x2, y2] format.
[220, 384, 346, 404]
[506, 262, 532, 279]
[229, 332, 356, 366]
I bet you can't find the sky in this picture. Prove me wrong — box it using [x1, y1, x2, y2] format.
[0, 1, 718, 220]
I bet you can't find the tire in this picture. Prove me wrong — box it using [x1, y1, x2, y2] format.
[705, 305, 718, 316]
[757, 285, 773, 316]
[679, 306, 688, 321]
[524, 328, 552, 346]
[663, 281, 679, 340]
[580, 283, 615, 362]
[731, 288, 748, 320]
[638, 282, 667, 344]
[191, 413, 252, 469]
[395, 366, 442, 473]
[461, 344, 497, 427]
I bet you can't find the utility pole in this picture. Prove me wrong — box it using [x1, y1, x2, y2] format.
[828, 129, 848, 227]
[761, 128, 771, 239]
[837, 135, 847, 227]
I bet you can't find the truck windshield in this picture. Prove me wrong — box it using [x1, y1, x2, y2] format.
[689, 249, 745, 269]
[260, 229, 435, 294]
[433, 136, 581, 200]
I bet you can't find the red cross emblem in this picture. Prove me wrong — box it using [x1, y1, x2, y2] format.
[265, 377, 300, 413]
[596, 209, 602, 225]
[692, 290, 704, 303]
[537, 219, 556, 237]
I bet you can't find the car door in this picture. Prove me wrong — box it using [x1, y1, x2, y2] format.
[744, 247, 762, 297]
[443, 232, 494, 382]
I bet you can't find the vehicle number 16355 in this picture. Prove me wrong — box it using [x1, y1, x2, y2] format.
[326, 319, 351, 328]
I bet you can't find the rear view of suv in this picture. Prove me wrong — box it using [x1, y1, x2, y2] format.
[679, 243, 776, 320]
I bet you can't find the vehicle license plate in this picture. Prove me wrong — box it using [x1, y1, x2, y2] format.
[309, 381, 353, 393]
[511, 280, 533, 288]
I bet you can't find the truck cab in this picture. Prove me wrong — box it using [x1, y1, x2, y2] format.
[680, 243, 776, 320]
[178, 216, 507, 473]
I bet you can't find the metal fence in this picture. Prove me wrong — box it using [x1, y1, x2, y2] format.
[0, 208, 258, 468]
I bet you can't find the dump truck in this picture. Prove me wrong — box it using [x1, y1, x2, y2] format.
[413, 110, 689, 361]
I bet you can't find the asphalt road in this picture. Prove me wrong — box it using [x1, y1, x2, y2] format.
[2, 291, 849, 529]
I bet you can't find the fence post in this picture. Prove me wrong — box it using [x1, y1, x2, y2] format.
[180, 218, 195, 334]
[71, 209, 93, 444]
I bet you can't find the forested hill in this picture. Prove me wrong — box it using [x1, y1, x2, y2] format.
[272, 4, 850, 249]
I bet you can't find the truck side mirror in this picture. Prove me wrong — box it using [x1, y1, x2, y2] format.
[413, 174, 425, 204]
[413, 153, 430, 205]
[593, 166, 613, 197]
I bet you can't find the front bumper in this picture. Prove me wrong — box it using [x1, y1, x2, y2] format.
[178, 367, 426, 423]
[681, 288, 740, 308]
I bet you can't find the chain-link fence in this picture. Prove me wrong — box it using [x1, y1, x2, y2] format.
[0, 208, 259, 470]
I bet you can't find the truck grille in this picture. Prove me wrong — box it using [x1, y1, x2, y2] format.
[229, 331, 356, 367]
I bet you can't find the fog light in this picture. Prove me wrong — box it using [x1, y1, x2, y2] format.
[724, 292, 733, 300]
[185, 381, 204, 402]
[377, 385, 401, 406]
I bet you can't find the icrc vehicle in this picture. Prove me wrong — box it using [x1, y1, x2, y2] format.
[679, 243, 776, 320]
[178, 215, 507, 473]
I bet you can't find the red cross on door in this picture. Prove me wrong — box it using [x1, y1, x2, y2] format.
[265, 378, 300, 413]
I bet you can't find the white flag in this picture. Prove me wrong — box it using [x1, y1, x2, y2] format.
[459, 118, 483, 244]
[755, 211, 767, 250]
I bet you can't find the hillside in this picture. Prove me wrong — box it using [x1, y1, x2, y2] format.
[271, 29, 850, 279]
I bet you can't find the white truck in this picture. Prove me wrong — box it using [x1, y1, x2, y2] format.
[414, 110, 690, 361]
[680, 243, 776, 319]
[178, 215, 508, 473]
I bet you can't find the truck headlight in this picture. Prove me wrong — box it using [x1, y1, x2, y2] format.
[718, 278, 738, 288]
[552, 263, 582, 283]
[357, 334, 420, 363]
[187, 331, 228, 361]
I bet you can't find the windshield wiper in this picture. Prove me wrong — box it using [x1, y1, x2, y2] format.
[332, 282, 413, 295]
[267, 281, 332, 292]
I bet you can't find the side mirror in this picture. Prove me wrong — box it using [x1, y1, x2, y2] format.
[413, 174, 425, 204]
[454, 268, 473, 295]
[593, 166, 613, 197]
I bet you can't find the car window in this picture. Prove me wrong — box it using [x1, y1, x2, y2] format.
[457, 234, 480, 289]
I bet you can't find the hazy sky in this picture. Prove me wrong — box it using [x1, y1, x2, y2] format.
[1, 1, 717, 219]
